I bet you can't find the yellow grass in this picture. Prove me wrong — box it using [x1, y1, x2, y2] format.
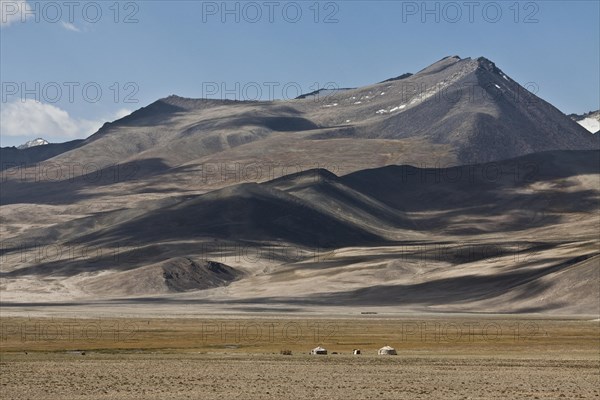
[1, 315, 597, 358]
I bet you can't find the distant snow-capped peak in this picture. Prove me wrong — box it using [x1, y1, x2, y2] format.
[17, 138, 49, 149]
[570, 110, 599, 134]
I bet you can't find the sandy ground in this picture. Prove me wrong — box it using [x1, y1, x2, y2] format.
[1, 315, 598, 399]
[1, 353, 598, 400]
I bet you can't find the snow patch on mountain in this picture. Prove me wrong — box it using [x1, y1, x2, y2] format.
[577, 118, 599, 133]
[570, 110, 599, 133]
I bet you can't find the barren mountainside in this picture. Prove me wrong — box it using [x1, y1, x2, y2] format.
[0, 56, 598, 316]
[2, 56, 597, 177]
[1, 150, 598, 314]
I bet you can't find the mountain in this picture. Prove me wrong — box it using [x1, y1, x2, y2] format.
[1, 56, 598, 315]
[1, 150, 598, 314]
[17, 138, 49, 149]
[0, 139, 84, 172]
[2, 56, 597, 183]
[570, 110, 600, 133]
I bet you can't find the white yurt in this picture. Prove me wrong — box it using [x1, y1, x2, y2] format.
[378, 345, 397, 355]
[310, 346, 328, 355]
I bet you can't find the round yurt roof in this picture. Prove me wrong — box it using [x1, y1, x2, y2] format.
[312, 346, 327, 351]
[379, 345, 395, 351]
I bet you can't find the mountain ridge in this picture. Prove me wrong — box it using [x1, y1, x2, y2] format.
[1, 55, 597, 187]
[2, 149, 597, 314]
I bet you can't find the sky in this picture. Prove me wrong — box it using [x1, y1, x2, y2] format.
[1, 0, 599, 147]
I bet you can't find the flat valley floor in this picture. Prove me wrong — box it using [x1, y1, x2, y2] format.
[1, 315, 598, 399]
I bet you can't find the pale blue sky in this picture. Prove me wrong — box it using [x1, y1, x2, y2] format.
[1, 0, 598, 146]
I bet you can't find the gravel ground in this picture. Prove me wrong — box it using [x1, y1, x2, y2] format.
[1, 353, 598, 400]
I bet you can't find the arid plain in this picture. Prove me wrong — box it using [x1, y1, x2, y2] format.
[1, 315, 599, 400]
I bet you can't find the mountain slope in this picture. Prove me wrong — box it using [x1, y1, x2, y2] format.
[2, 56, 597, 188]
[81, 258, 241, 297]
[1, 150, 598, 314]
[0, 139, 84, 171]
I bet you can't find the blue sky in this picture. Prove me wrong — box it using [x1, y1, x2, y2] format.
[1, 0, 598, 147]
